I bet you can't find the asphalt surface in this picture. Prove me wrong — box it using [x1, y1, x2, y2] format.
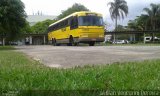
[15, 45, 160, 68]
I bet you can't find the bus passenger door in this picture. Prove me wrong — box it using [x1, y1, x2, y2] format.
[70, 16, 79, 38]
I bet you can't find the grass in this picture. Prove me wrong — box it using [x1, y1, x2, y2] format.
[0, 46, 160, 95]
[102, 42, 160, 46]
[0, 46, 16, 50]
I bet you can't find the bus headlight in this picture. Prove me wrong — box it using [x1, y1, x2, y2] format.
[99, 35, 104, 37]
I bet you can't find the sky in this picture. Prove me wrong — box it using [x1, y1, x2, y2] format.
[21, 0, 160, 30]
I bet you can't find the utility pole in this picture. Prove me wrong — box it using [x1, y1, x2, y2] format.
[2, 38, 5, 46]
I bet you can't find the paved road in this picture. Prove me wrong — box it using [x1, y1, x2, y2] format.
[15, 45, 160, 68]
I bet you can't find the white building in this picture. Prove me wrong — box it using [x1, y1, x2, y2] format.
[21, 15, 57, 45]
[26, 15, 56, 26]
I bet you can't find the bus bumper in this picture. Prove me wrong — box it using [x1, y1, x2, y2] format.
[78, 37, 104, 43]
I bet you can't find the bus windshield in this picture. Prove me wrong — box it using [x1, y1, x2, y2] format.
[78, 16, 103, 26]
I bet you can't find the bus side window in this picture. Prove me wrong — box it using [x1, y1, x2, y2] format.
[64, 20, 68, 27]
[70, 17, 74, 29]
[70, 16, 78, 30]
[74, 17, 78, 28]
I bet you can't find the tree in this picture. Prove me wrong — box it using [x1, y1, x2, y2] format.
[58, 3, 89, 19]
[128, 15, 149, 31]
[136, 15, 150, 30]
[31, 19, 56, 34]
[143, 3, 160, 30]
[21, 21, 32, 34]
[157, 15, 160, 30]
[127, 3, 160, 31]
[127, 20, 137, 30]
[108, 0, 128, 31]
[116, 24, 126, 31]
[0, 0, 26, 45]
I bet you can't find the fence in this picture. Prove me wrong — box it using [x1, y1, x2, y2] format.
[105, 30, 160, 44]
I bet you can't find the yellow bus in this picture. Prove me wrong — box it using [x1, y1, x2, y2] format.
[48, 11, 104, 46]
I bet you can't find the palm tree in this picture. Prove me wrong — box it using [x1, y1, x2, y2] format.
[136, 15, 150, 30]
[108, 0, 128, 31]
[143, 3, 160, 30]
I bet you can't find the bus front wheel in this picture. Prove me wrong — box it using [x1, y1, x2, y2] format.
[69, 37, 74, 46]
[68, 36, 79, 46]
[89, 42, 95, 46]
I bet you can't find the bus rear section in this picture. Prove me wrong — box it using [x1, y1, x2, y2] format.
[77, 15, 104, 46]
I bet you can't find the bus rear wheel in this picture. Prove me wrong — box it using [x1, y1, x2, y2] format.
[89, 42, 95, 46]
[52, 39, 57, 46]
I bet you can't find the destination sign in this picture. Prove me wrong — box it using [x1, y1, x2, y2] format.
[86, 13, 97, 16]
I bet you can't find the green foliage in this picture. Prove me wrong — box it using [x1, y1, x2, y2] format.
[21, 22, 32, 34]
[0, 0, 27, 40]
[128, 15, 149, 31]
[31, 19, 56, 34]
[58, 3, 89, 20]
[127, 20, 137, 30]
[28, 3, 89, 34]
[143, 3, 160, 30]
[108, 0, 128, 30]
[127, 3, 160, 31]
[138, 15, 151, 30]
[116, 24, 127, 31]
[31, 3, 89, 33]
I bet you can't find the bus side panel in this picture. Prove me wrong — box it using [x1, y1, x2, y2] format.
[50, 28, 67, 40]
[48, 32, 52, 41]
[68, 28, 80, 38]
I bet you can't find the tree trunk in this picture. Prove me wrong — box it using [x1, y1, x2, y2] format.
[152, 19, 156, 43]
[115, 14, 118, 31]
[151, 17, 156, 30]
[2, 37, 5, 46]
[153, 21, 156, 30]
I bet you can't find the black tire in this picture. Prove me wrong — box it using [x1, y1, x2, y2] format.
[74, 42, 79, 46]
[52, 38, 57, 46]
[89, 42, 95, 46]
[68, 36, 74, 46]
[68, 36, 79, 46]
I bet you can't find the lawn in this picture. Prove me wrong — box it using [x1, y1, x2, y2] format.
[103, 43, 160, 46]
[0, 46, 160, 95]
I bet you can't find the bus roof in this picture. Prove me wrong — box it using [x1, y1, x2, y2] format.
[49, 11, 102, 27]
